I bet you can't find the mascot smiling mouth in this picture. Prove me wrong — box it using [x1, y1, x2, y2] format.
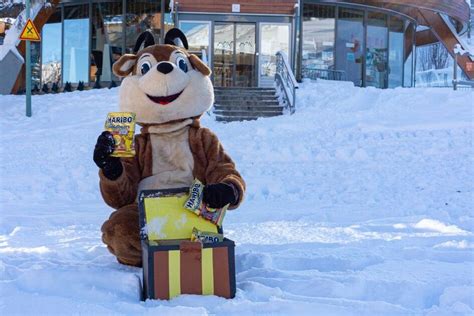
[147, 90, 183, 105]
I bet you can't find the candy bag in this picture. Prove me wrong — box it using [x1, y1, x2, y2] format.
[104, 112, 136, 157]
[184, 179, 228, 227]
[190, 227, 224, 243]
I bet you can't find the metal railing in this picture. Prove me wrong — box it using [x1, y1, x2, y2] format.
[302, 67, 346, 81]
[453, 44, 474, 90]
[275, 51, 299, 114]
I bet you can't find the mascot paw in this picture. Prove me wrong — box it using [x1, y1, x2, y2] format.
[93, 131, 123, 180]
[203, 182, 239, 208]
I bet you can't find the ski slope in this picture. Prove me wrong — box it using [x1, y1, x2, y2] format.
[0, 81, 473, 315]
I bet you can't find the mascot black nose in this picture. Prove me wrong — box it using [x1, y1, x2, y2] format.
[156, 62, 174, 74]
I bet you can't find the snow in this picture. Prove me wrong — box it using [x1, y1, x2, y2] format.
[0, 80, 473, 315]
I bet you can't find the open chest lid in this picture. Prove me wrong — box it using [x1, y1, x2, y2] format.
[138, 188, 222, 242]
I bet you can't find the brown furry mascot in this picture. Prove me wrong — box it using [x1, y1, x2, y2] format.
[93, 29, 245, 267]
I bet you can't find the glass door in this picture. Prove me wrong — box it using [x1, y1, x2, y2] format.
[213, 23, 234, 87]
[259, 23, 290, 87]
[366, 12, 388, 88]
[213, 22, 256, 87]
[235, 23, 256, 87]
[388, 16, 404, 88]
[336, 8, 364, 87]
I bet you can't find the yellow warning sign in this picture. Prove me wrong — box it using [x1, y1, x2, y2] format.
[19, 19, 41, 41]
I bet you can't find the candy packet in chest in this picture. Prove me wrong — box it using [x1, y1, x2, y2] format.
[184, 179, 228, 227]
[104, 112, 136, 157]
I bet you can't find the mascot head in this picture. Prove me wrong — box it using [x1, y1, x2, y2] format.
[112, 28, 213, 125]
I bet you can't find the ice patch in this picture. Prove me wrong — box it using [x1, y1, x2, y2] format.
[434, 240, 474, 249]
[412, 219, 468, 235]
[0, 246, 50, 254]
[393, 223, 407, 229]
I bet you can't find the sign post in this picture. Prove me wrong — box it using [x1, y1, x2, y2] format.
[19, 0, 41, 117]
[25, 0, 31, 117]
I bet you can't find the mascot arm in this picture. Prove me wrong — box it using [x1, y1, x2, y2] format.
[197, 128, 245, 209]
[99, 148, 141, 209]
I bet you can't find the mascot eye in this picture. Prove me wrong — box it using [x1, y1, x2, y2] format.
[177, 57, 188, 73]
[140, 61, 151, 75]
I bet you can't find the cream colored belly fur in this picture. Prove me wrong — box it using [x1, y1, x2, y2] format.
[137, 119, 194, 192]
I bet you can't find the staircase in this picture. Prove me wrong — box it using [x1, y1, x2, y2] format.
[213, 87, 283, 122]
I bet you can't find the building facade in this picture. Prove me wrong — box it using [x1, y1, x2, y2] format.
[300, 2, 417, 88]
[0, 0, 471, 93]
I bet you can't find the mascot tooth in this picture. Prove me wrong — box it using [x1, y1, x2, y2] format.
[93, 29, 245, 267]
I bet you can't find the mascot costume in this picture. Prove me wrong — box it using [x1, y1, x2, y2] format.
[93, 29, 245, 267]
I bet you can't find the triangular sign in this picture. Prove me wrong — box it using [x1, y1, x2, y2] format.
[19, 19, 41, 41]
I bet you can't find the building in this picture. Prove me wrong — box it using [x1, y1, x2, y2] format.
[0, 0, 472, 94]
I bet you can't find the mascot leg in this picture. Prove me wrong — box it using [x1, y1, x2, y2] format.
[101, 204, 142, 267]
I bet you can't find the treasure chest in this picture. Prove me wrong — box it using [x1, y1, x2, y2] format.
[138, 188, 236, 300]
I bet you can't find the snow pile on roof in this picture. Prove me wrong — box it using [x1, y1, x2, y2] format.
[0, 81, 472, 314]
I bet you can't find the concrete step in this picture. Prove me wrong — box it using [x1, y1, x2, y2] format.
[215, 116, 259, 122]
[214, 105, 283, 112]
[214, 110, 282, 117]
[212, 87, 282, 122]
[215, 95, 276, 101]
[214, 87, 275, 91]
[215, 100, 280, 107]
[214, 91, 276, 98]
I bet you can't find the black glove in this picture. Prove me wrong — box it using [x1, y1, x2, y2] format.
[203, 183, 239, 208]
[93, 131, 123, 180]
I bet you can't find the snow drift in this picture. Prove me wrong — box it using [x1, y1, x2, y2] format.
[0, 80, 473, 315]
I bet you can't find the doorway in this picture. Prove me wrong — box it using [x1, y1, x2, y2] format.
[213, 22, 256, 87]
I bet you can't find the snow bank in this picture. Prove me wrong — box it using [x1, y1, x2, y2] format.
[0, 82, 472, 315]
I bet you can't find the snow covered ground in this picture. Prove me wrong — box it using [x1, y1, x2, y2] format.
[0, 80, 473, 315]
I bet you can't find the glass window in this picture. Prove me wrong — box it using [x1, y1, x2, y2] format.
[41, 9, 62, 85]
[125, 1, 161, 53]
[180, 21, 211, 64]
[302, 5, 335, 74]
[164, 1, 174, 34]
[260, 23, 290, 86]
[63, 4, 90, 84]
[415, 42, 467, 87]
[336, 8, 364, 86]
[91, 2, 123, 83]
[388, 16, 404, 88]
[235, 23, 256, 87]
[403, 22, 414, 87]
[31, 42, 41, 88]
[366, 12, 388, 88]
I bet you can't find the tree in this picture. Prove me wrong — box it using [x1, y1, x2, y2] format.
[417, 42, 450, 71]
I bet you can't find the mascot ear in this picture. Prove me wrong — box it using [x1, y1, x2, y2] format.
[164, 28, 189, 49]
[133, 30, 155, 54]
[189, 54, 211, 76]
[112, 54, 137, 77]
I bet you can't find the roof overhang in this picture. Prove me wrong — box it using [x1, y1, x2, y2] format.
[309, 0, 470, 28]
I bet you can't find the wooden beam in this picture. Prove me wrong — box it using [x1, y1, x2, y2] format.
[176, 0, 297, 15]
[415, 29, 438, 47]
[418, 9, 474, 79]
